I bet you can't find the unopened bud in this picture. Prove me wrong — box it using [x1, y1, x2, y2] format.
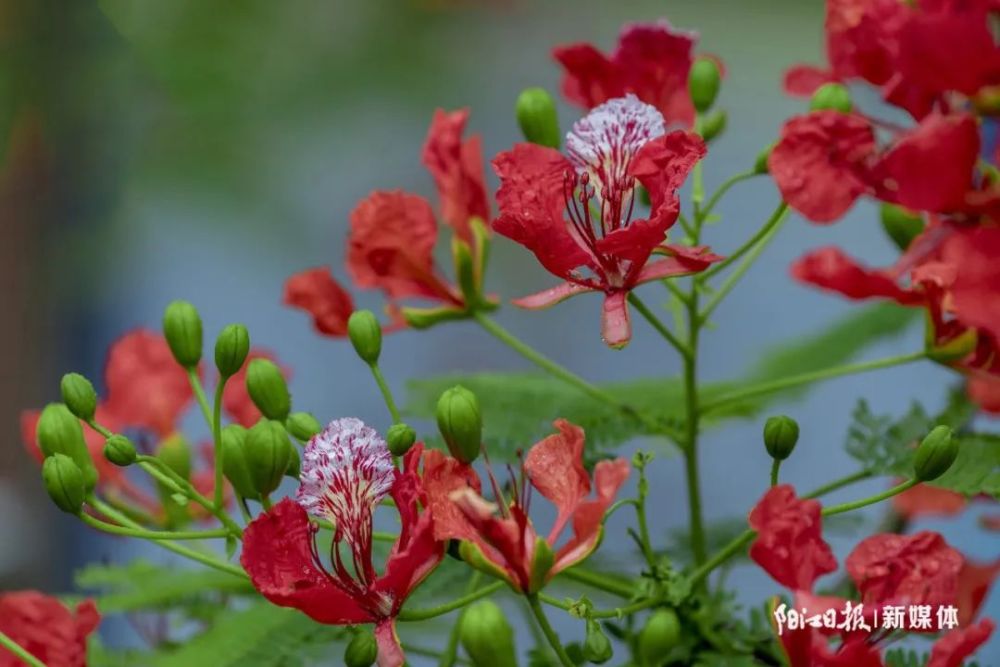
[386, 423, 417, 457]
[809, 82, 852, 113]
[220, 425, 259, 500]
[60, 373, 97, 421]
[286, 444, 301, 479]
[763, 415, 799, 461]
[459, 600, 517, 667]
[104, 435, 136, 467]
[880, 204, 925, 251]
[37, 403, 97, 491]
[516, 87, 561, 149]
[157, 434, 192, 480]
[343, 630, 378, 667]
[162, 300, 203, 368]
[348, 310, 382, 365]
[215, 323, 250, 378]
[42, 454, 86, 514]
[700, 109, 727, 142]
[689, 58, 721, 113]
[583, 619, 613, 664]
[638, 609, 682, 665]
[755, 142, 775, 174]
[436, 386, 482, 464]
[913, 425, 958, 482]
[246, 358, 291, 421]
[245, 420, 293, 496]
[286, 412, 322, 441]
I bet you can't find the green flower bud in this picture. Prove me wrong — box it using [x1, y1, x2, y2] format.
[516, 87, 561, 149]
[36, 403, 97, 491]
[583, 619, 613, 664]
[214, 323, 250, 378]
[913, 425, 958, 482]
[246, 358, 291, 421]
[286, 412, 322, 441]
[157, 434, 192, 479]
[638, 609, 682, 666]
[220, 425, 259, 500]
[763, 415, 799, 461]
[162, 300, 203, 368]
[880, 204, 925, 251]
[435, 385, 482, 464]
[754, 142, 775, 175]
[343, 630, 378, 667]
[700, 109, 727, 142]
[59, 373, 97, 421]
[459, 600, 517, 667]
[348, 310, 382, 365]
[104, 435, 137, 467]
[689, 57, 721, 113]
[42, 454, 86, 514]
[386, 423, 417, 457]
[809, 82, 853, 113]
[285, 444, 301, 479]
[245, 420, 293, 496]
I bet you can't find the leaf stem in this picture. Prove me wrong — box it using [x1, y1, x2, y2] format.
[539, 593, 665, 620]
[212, 378, 227, 509]
[822, 478, 919, 517]
[560, 567, 634, 599]
[186, 368, 214, 428]
[628, 294, 691, 359]
[369, 362, 402, 424]
[526, 594, 575, 667]
[700, 201, 787, 281]
[80, 513, 231, 540]
[770, 459, 781, 487]
[397, 582, 505, 621]
[699, 171, 758, 223]
[803, 469, 873, 499]
[700, 351, 926, 415]
[0, 630, 46, 667]
[136, 456, 242, 537]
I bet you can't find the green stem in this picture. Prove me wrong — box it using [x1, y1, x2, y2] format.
[437, 572, 483, 667]
[804, 469, 873, 499]
[369, 362, 402, 423]
[538, 593, 665, 620]
[682, 294, 707, 567]
[700, 202, 787, 281]
[700, 351, 926, 415]
[136, 457, 242, 537]
[627, 294, 691, 359]
[822, 479, 919, 517]
[0, 630, 46, 667]
[86, 419, 113, 439]
[473, 312, 678, 442]
[80, 513, 231, 540]
[88, 497, 247, 579]
[635, 470, 657, 570]
[699, 203, 789, 322]
[699, 171, 757, 223]
[560, 567, 633, 599]
[212, 377, 227, 509]
[187, 368, 214, 427]
[770, 459, 781, 487]
[397, 582, 505, 621]
[526, 594, 575, 667]
[688, 531, 755, 586]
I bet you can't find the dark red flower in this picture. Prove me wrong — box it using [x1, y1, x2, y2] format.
[0, 591, 100, 667]
[748, 485, 838, 591]
[283, 267, 355, 337]
[927, 618, 995, 667]
[553, 20, 702, 127]
[846, 531, 963, 608]
[241, 419, 442, 667]
[768, 111, 877, 223]
[221, 349, 289, 428]
[492, 95, 721, 347]
[424, 419, 629, 593]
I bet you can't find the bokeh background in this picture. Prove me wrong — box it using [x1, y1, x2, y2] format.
[2, 0, 997, 662]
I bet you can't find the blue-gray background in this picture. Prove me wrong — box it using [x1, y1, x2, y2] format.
[2, 0, 996, 662]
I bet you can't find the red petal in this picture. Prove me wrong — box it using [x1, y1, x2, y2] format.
[629, 131, 705, 213]
[846, 531, 963, 608]
[956, 558, 1000, 626]
[221, 349, 290, 428]
[892, 482, 966, 521]
[769, 112, 876, 223]
[633, 249, 723, 284]
[421, 108, 490, 242]
[491, 143, 594, 280]
[826, 0, 910, 86]
[451, 489, 535, 592]
[511, 282, 596, 310]
[524, 419, 590, 542]
[374, 620, 407, 667]
[283, 267, 354, 337]
[940, 226, 1000, 344]
[601, 292, 631, 349]
[783, 65, 838, 96]
[927, 618, 995, 667]
[552, 43, 623, 111]
[748, 485, 838, 591]
[596, 215, 672, 265]
[0, 591, 101, 667]
[240, 498, 371, 625]
[968, 375, 1000, 414]
[553, 458, 630, 574]
[791, 247, 921, 304]
[613, 20, 698, 126]
[377, 510, 443, 611]
[103, 329, 195, 438]
[420, 448, 483, 543]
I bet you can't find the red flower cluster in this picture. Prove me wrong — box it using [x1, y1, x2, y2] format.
[284, 109, 492, 337]
[492, 94, 721, 347]
[749, 485, 997, 666]
[0, 591, 100, 667]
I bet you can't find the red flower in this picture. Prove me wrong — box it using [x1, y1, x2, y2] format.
[283, 267, 355, 337]
[956, 558, 1000, 626]
[845, 531, 963, 608]
[424, 419, 629, 593]
[492, 95, 721, 347]
[553, 20, 704, 127]
[0, 591, 100, 667]
[221, 349, 290, 428]
[768, 111, 876, 223]
[748, 485, 838, 591]
[241, 419, 442, 667]
[927, 618, 995, 667]
[790, 247, 921, 304]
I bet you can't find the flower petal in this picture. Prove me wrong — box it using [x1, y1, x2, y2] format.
[927, 618, 995, 667]
[553, 458, 630, 574]
[0, 591, 101, 667]
[283, 267, 354, 337]
[791, 247, 921, 304]
[511, 282, 596, 310]
[601, 292, 632, 349]
[845, 531, 963, 608]
[782, 65, 838, 96]
[374, 620, 407, 667]
[524, 419, 590, 542]
[420, 448, 482, 543]
[629, 130, 705, 213]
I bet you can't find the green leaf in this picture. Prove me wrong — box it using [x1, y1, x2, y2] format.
[933, 434, 1000, 499]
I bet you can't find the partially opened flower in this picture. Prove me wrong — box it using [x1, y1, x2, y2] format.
[424, 419, 629, 593]
[241, 418, 443, 667]
[492, 94, 721, 348]
[0, 591, 100, 667]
